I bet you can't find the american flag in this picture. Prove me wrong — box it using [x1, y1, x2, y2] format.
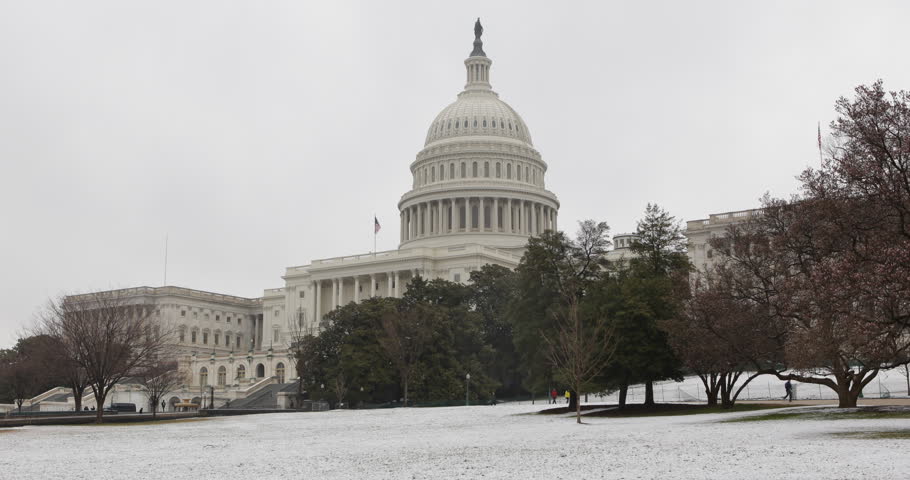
[374, 216, 381, 234]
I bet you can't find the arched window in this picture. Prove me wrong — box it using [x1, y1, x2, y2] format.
[224, 334, 231, 347]
[517, 165, 522, 181]
[472, 162, 478, 177]
[482, 118, 487, 127]
[191, 329, 197, 344]
[439, 164, 444, 180]
[525, 166, 529, 182]
[508, 120, 512, 131]
[214, 333, 220, 345]
[199, 367, 208, 386]
[431, 166, 436, 182]
[484, 162, 489, 177]
[276, 362, 286, 384]
[532, 169, 536, 184]
[507, 164, 512, 179]
[202, 331, 209, 345]
[473, 118, 477, 127]
[496, 163, 501, 178]
[236, 364, 246, 380]
[450, 163, 455, 178]
[178, 327, 185, 343]
[447, 120, 451, 129]
[500, 118, 505, 128]
[455, 119, 459, 129]
[492, 119, 496, 128]
[217, 366, 226, 386]
[236, 335, 242, 349]
[256, 363, 265, 378]
[460, 162, 466, 178]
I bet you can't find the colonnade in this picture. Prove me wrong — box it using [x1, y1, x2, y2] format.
[399, 198, 557, 243]
[311, 268, 428, 321]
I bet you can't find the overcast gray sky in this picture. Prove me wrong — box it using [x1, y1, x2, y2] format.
[2, 0, 909, 347]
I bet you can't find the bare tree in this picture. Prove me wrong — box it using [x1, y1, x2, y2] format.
[543, 306, 614, 423]
[137, 360, 185, 419]
[41, 291, 174, 423]
[0, 349, 39, 414]
[378, 305, 434, 407]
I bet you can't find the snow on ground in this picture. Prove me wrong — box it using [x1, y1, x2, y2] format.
[1, 403, 908, 479]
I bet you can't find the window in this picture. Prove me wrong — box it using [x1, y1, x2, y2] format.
[217, 366, 226, 386]
[181, 310, 186, 317]
[199, 367, 208, 386]
[484, 162, 489, 177]
[460, 162, 466, 178]
[215, 315, 220, 322]
[203, 332, 208, 344]
[431, 166, 436, 182]
[191, 330, 197, 343]
[492, 119, 496, 128]
[179, 329, 185, 342]
[236, 364, 246, 380]
[472, 162, 478, 177]
[225, 334, 231, 346]
[454, 273, 461, 283]
[473, 118, 477, 127]
[238, 317, 242, 326]
[204, 313, 208, 320]
[507, 164, 512, 179]
[276, 363, 286, 384]
[482, 118, 487, 127]
[273, 329, 279, 343]
[236, 335, 242, 348]
[274, 310, 279, 317]
[496, 163, 501, 178]
[214, 334, 220, 345]
[525, 166, 529, 182]
[517, 165, 522, 181]
[227, 316, 231, 323]
[440, 164, 445, 180]
[299, 290, 305, 299]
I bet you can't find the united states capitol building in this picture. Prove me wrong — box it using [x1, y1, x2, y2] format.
[26, 21, 753, 412]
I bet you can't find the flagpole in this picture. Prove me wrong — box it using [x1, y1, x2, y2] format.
[163, 233, 168, 286]
[818, 121, 823, 164]
[373, 213, 377, 257]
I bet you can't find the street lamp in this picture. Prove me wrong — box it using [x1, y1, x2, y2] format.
[465, 373, 471, 406]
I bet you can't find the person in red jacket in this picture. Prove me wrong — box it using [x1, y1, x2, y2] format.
[550, 388, 558, 404]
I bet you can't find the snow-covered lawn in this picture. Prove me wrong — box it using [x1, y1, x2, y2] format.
[1, 403, 907, 479]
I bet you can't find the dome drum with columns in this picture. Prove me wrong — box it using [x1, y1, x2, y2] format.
[399, 19, 559, 252]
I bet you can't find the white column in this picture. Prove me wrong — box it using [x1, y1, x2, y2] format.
[338, 278, 345, 306]
[493, 197, 499, 232]
[394, 271, 400, 297]
[531, 203, 538, 235]
[370, 274, 376, 297]
[518, 201, 525, 234]
[479, 197, 485, 232]
[315, 281, 321, 321]
[387, 272, 393, 297]
[401, 211, 406, 242]
[453, 198, 461, 231]
[354, 276, 360, 303]
[438, 201, 443, 235]
[331, 279, 337, 308]
[506, 199, 512, 233]
[465, 197, 472, 231]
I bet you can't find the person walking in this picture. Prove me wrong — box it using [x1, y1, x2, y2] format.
[550, 388, 558, 404]
[783, 380, 793, 402]
[564, 390, 571, 404]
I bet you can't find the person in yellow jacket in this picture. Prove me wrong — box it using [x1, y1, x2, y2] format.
[564, 390, 571, 404]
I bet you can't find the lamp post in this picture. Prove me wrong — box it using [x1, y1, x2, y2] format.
[465, 373, 471, 406]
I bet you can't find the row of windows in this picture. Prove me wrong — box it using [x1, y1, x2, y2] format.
[431, 116, 523, 135]
[414, 160, 543, 187]
[180, 329, 243, 348]
[178, 309, 243, 325]
[199, 363, 285, 386]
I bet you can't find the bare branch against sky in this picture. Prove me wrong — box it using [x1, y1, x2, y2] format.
[2, 1, 909, 346]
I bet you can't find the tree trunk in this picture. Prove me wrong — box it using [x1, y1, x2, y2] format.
[644, 380, 655, 406]
[72, 386, 84, 413]
[94, 389, 107, 423]
[568, 390, 578, 410]
[575, 393, 582, 424]
[618, 383, 628, 408]
[403, 376, 409, 408]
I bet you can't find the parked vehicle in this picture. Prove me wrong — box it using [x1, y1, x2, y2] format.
[103, 403, 137, 413]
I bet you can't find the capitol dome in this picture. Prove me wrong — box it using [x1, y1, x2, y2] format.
[424, 93, 533, 147]
[398, 19, 559, 254]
